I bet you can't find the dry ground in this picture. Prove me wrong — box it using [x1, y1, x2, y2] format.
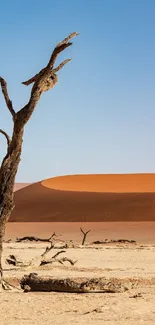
[0, 240, 155, 325]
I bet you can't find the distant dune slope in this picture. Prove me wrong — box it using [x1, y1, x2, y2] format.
[14, 183, 31, 192]
[10, 174, 155, 222]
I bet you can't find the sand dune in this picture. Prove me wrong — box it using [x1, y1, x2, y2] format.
[42, 173, 155, 193]
[14, 183, 31, 191]
[10, 174, 155, 222]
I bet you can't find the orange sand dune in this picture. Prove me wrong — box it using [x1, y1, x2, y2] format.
[10, 174, 155, 222]
[42, 173, 155, 193]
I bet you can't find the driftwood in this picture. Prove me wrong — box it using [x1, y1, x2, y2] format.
[40, 257, 77, 266]
[80, 228, 91, 245]
[40, 249, 77, 266]
[92, 239, 136, 245]
[6, 247, 77, 268]
[20, 273, 127, 293]
[41, 242, 55, 257]
[16, 232, 57, 243]
[6, 255, 31, 267]
[6, 242, 55, 267]
[6, 255, 21, 266]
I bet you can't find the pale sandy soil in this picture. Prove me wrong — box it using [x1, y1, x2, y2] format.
[1, 241, 155, 325]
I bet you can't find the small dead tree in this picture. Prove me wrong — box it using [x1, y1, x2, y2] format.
[0, 32, 78, 286]
[80, 228, 91, 245]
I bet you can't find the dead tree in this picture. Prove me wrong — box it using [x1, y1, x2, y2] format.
[80, 228, 91, 245]
[0, 32, 79, 286]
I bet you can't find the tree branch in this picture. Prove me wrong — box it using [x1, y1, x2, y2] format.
[0, 77, 16, 119]
[0, 129, 11, 148]
[52, 59, 72, 73]
[80, 228, 91, 235]
[21, 68, 46, 86]
[47, 32, 79, 69]
[56, 32, 79, 48]
[41, 242, 54, 258]
[17, 32, 79, 126]
[52, 250, 66, 259]
[22, 32, 79, 86]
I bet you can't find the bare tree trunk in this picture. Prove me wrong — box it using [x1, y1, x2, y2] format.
[0, 123, 23, 283]
[80, 228, 91, 245]
[0, 219, 6, 281]
[0, 32, 78, 288]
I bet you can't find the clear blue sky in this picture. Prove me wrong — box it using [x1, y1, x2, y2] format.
[0, 0, 155, 182]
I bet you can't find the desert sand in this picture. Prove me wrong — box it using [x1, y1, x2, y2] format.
[3, 174, 154, 325]
[1, 240, 155, 325]
[11, 174, 155, 222]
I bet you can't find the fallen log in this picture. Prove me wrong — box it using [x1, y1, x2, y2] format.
[92, 239, 136, 245]
[16, 232, 56, 243]
[21, 273, 127, 293]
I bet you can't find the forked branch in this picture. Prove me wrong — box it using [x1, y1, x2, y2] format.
[48, 32, 79, 68]
[16, 32, 78, 125]
[0, 77, 16, 119]
[22, 32, 79, 86]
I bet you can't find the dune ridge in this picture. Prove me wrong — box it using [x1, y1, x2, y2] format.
[42, 173, 155, 193]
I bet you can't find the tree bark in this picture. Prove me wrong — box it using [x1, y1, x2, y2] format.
[0, 121, 24, 282]
[20, 273, 126, 293]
